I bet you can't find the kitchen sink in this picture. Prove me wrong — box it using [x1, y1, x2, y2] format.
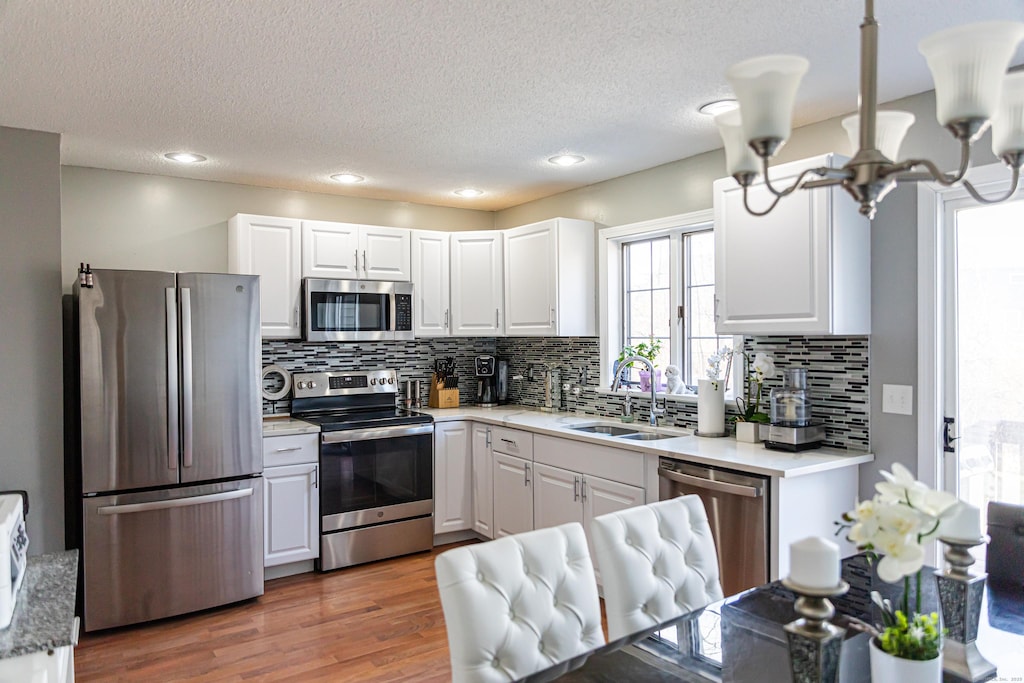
[567, 424, 639, 436]
[617, 432, 679, 441]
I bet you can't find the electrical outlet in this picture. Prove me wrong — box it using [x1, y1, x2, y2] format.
[882, 384, 914, 416]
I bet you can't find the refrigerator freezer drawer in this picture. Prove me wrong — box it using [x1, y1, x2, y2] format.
[83, 479, 264, 631]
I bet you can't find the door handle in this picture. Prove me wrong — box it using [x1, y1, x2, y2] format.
[165, 288, 179, 471]
[581, 477, 587, 503]
[495, 308, 499, 329]
[550, 307, 555, 326]
[312, 468, 318, 489]
[98, 487, 253, 515]
[354, 248, 359, 273]
[363, 250, 368, 273]
[444, 309, 449, 330]
[524, 463, 531, 487]
[485, 428, 491, 448]
[943, 416, 959, 453]
[179, 287, 194, 468]
[573, 476, 580, 502]
[658, 467, 763, 498]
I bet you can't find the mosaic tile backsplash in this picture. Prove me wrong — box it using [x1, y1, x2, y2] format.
[263, 335, 869, 450]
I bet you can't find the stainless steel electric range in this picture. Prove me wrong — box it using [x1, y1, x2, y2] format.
[291, 369, 434, 571]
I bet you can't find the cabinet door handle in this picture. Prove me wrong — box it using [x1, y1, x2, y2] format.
[485, 428, 491, 447]
[363, 250, 368, 273]
[581, 477, 587, 502]
[550, 307, 555, 326]
[714, 296, 720, 322]
[445, 309, 449, 330]
[573, 476, 580, 502]
[524, 463, 531, 487]
[274, 446, 302, 453]
[312, 468, 318, 488]
[495, 308, 499, 329]
[294, 306, 299, 326]
[354, 248, 360, 273]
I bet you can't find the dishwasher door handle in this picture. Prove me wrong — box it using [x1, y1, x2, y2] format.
[658, 467, 763, 498]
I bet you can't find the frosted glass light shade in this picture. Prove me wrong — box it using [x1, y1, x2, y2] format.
[725, 55, 809, 145]
[919, 21, 1024, 125]
[992, 72, 1024, 158]
[714, 109, 761, 177]
[841, 110, 916, 161]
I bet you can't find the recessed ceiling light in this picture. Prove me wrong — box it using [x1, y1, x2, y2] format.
[331, 173, 365, 184]
[164, 152, 207, 163]
[453, 188, 483, 198]
[698, 99, 739, 116]
[548, 154, 585, 166]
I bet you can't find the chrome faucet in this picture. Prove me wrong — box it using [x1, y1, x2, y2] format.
[611, 356, 665, 426]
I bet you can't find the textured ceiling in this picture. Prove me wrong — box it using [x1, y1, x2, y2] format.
[1, 0, 1023, 211]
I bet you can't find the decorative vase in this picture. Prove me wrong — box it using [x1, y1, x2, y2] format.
[697, 380, 725, 435]
[638, 369, 661, 392]
[735, 421, 762, 443]
[869, 638, 942, 683]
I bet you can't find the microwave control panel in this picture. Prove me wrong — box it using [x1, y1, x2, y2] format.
[395, 293, 412, 331]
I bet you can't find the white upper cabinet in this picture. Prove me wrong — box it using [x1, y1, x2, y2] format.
[714, 153, 870, 335]
[301, 221, 411, 281]
[503, 218, 596, 336]
[411, 230, 451, 337]
[229, 214, 302, 339]
[450, 231, 504, 336]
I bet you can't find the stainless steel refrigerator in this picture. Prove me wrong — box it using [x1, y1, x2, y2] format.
[75, 269, 264, 631]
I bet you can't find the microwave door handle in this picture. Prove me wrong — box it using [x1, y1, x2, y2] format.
[179, 287, 194, 468]
[165, 288, 179, 471]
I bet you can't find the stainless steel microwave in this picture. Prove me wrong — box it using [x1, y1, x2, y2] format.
[303, 278, 414, 342]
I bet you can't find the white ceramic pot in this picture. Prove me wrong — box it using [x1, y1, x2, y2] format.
[869, 637, 942, 683]
[735, 421, 762, 443]
[697, 380, 725, 435]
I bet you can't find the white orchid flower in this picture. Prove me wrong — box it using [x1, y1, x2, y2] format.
[751, 353, 776, 380]
[873, 530, 925, 583]
[875, 502, 925, 537]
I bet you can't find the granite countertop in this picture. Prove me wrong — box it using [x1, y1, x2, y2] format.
[419, 405, 873, 478]
[262, 415, 319, 437]
[0, 550, 79, 660]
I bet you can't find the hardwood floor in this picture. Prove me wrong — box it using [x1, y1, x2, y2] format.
[76, 544, 473, 682]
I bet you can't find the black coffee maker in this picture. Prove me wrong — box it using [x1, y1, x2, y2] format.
[475, 355, 498, 406]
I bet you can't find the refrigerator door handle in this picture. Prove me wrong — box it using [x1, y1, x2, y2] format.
[165, 288, 179, 470]
[180, 287, 194, 468]
[96, 487, 253, 515]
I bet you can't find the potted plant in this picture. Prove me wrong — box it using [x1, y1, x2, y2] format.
[838, 464, 959, 681]
[734, 351, 775, 442]
[697, 346, 734, 435]
[616, 339, 662, 392]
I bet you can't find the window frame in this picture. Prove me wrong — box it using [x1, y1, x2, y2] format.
[598, 209, 740, 400]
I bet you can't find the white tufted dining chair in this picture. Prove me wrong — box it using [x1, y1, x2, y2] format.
[434, 523, 605, 683]
[591, 495, 724, 641]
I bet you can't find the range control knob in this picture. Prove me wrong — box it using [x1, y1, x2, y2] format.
[296, 381, 306, 390]
[388, 377, 395, 384]
[370, 378, 377, 386]
[309, 381, 317, 389]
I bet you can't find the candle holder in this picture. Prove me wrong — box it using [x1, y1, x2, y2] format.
[782, 578, 850, 683]
[935, 535, 995, 682]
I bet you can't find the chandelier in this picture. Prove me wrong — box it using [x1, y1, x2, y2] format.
[714, 0, 1024, 219]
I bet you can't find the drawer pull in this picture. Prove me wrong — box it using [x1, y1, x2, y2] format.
[274, 446, 303, 453]
[500, 438, 517, 447]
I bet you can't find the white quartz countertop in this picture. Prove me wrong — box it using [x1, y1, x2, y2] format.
[262, 415, 320, 437]
[419, 406, 873, 478]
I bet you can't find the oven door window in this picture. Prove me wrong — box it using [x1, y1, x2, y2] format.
[320, 432, 432, 515]
[309, 291, 390, 333]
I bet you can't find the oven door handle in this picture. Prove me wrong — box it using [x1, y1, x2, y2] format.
[322, 424, 434, 443]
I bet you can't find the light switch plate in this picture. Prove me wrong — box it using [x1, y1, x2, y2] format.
[882, 384, 913, 415]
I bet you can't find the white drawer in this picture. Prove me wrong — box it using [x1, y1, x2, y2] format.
[534, 434, 644, 487]
[263, 433, 318, 467]
[490, 426, 533, 460]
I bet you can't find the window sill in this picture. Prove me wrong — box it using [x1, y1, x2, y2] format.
[592, 387, 737, 404]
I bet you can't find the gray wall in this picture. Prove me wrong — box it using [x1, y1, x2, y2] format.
[494, 90, 1000, 499]
[60, 167, 495, 289]
[0, 126, 64, 554]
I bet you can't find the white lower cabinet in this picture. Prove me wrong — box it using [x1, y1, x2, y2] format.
[533, 462, 585, 529]
[471, 423, 494, 538]
[492, 451, 533, 537]
[263, 463, 319, 567]
[434, 421, 473, 534]
[581, 474, 645, 540]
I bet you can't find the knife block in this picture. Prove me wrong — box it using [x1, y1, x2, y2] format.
[428, 374, 459, 408]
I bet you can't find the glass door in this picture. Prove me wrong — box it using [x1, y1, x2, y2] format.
[943, 197, 1024, 566]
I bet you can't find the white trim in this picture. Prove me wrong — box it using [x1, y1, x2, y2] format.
[598, 209, 717, 390]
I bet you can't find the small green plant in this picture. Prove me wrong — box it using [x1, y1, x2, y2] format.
[874, 603, 942, 661]
[734, 351, 775, 423]
[617, 338, 662, 367]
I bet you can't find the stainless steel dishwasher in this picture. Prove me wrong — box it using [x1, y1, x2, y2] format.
[658, 457, 769, 596]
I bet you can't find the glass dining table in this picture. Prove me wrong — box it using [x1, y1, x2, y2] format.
[522, 555, 1024, 682]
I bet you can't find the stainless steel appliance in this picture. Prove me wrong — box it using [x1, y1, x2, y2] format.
[0, 493, 28, 629]
[303, 278, 413, 342]
[495, 358, 510, 404]
[761, 424, 826, 452]
[658, 458, 768, 596]
[474, 355, 498, 406]
[73, 269, 263, 632]
[291, 369, 434, 571]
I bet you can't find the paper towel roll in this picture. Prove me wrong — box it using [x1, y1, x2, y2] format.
[697, 379, 725, 434]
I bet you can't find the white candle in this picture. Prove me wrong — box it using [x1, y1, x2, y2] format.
[789, 536, 841, 590]
[942, 502, 982, 541]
